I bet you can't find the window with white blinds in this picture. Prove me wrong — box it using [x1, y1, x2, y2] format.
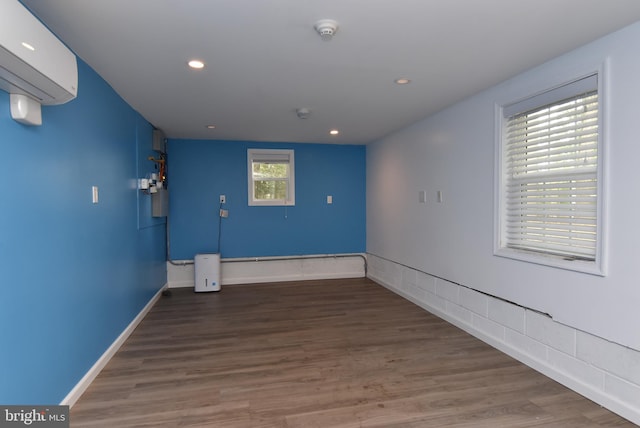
[498, 74, 603, 270]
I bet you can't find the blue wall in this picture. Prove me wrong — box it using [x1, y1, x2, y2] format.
[168, 140, 366, 259]
[0, 60, 167, 404]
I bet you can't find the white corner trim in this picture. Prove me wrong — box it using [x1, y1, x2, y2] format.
[60, 284, 167, 407]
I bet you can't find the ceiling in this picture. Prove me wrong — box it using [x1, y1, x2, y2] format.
[22, 0, 640, 145]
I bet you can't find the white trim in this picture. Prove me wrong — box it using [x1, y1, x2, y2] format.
[60, 284, 167, 407]
[502, 74, 598, 117]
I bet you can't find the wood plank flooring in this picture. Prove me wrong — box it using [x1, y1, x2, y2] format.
[69, 278, 635, 427]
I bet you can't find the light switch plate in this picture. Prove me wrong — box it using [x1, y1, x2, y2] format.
[92, 186, 99, 204]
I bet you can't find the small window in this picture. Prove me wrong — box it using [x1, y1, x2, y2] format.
[248, 149, 295, 206]
[496, 73, 604, 274]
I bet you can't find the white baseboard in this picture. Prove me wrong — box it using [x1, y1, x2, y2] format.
[167, 254, 366, 288]
[366, 253, 640, 426]
[60, 284, 166, 407]
[168, 280, 194, 289]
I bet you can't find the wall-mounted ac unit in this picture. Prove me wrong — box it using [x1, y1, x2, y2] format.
[0, 0, 78, 122]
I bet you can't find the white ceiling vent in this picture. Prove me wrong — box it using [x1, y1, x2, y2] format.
[314, 19, 339, 41]
[296, 108, 310, 119]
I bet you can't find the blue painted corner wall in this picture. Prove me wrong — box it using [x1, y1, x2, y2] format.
[0, 53, 364, 406]
[167, 139, 366, 259]
[0, 59, 167, 404]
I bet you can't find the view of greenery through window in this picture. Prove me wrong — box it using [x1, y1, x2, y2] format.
[252, 162, 289, 200]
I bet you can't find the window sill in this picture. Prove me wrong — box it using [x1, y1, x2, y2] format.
[248, 200, 295, 207]
[494, 247, 605, 277]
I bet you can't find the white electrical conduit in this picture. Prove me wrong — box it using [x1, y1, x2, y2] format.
[166, 208, 367, 275]
[220, 253, 368, 277]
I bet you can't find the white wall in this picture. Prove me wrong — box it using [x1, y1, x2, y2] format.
[366, 21, 640, 421]
[367, 21, 640, 352]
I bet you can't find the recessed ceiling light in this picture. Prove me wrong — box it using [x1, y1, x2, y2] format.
[329, 129, 339, 135]
[188, 59, 205, 69]
[394, 78, 411, 85]
[206, 125, 216, 129]
[21, 42, 35, 51]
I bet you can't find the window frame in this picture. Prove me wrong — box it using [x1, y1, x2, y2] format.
[247, 149, 295, 206]
[494, 69, 607, 276]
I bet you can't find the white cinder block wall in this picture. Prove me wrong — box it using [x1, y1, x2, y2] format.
[167, 255, 366, 287]
[368, 255, 640, 424]
[366, 21, 640, 425]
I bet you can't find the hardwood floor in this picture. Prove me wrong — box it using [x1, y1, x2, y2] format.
[70, 278, 634, 427]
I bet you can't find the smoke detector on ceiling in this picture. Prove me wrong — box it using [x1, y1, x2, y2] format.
[314, 19, 339, 41]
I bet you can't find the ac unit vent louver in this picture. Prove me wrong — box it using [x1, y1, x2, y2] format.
[0, 0, 78, 124]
